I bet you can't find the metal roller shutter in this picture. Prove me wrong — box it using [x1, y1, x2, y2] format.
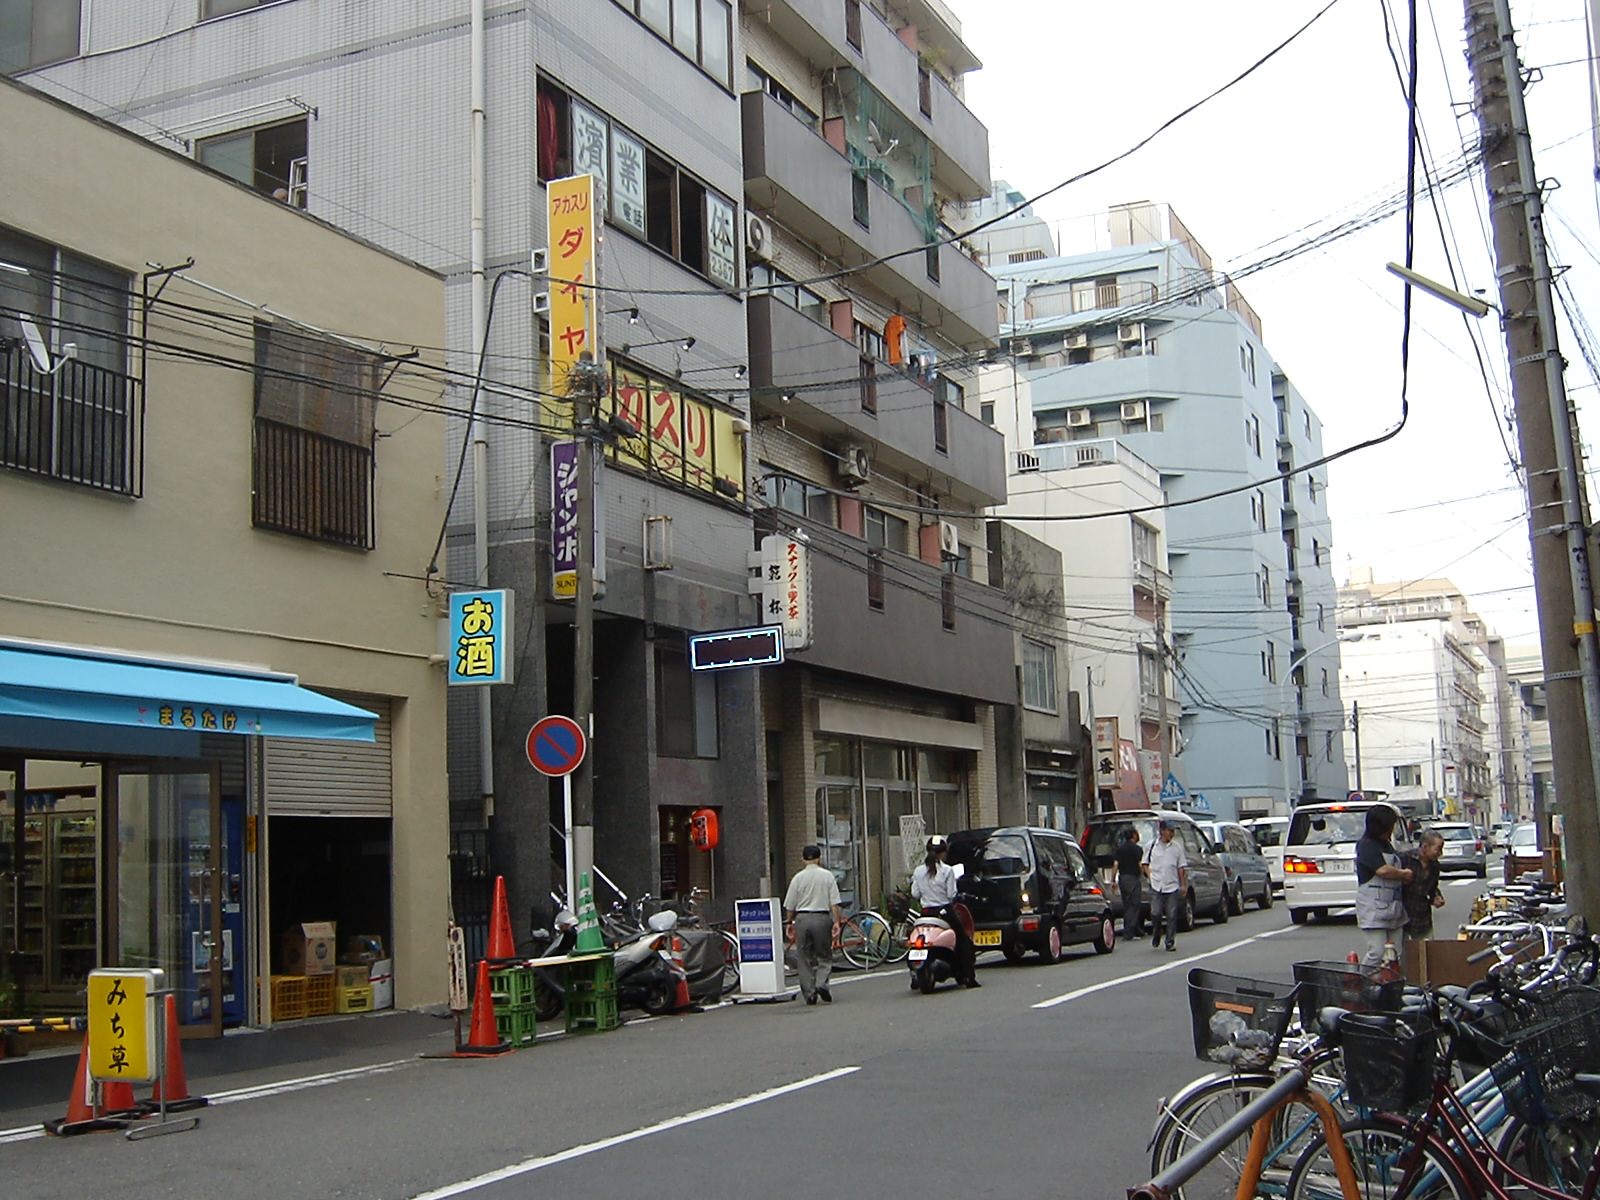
[265, 693, 392, 817]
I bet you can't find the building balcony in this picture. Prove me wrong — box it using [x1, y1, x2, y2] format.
[1012, 438, 1161, 489]
[748, 294, 1005, 507]
[1134, 559, 1173, 600]
[742, 90, 997, 348]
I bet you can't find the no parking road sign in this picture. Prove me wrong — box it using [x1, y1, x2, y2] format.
[526, 714, 586, 777]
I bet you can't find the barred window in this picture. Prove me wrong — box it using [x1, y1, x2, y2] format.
[252, 322, 377, 549]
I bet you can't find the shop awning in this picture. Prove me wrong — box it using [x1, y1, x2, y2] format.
[0, 642, 376, 742]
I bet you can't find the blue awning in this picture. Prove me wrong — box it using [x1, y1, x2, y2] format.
[0, 643, 376, 742]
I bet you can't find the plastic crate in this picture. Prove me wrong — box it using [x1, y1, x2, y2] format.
[496, 1006, 539, 1048]
[565, 955, 616, 997]
[565, 989, 620, 1036]
[1188, 969, 1299, 1069]
[270, 975, 307, 1022]
[1490, 991, 1600, 1125]
[1341, 1012, 1436, 1111]
[1292, 960, 1405, 1028]
[335, 984, 374, 1014]
[490, 966, 537, 1010]
[304, 973, 336, 1017]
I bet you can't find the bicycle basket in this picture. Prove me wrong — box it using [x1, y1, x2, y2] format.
[1187, 969, 1299, 1069]
[1489, 990, 1600, 1126]
[1291, 960, 1405, 1029]
[1340, 1012, 1436, 1112]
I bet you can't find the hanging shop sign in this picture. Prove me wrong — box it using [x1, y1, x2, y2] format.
[751, 534, 813, 651]
[448, 589, 514, 686]
[549, 441, 606, 601]
[547, 173, 597, 388]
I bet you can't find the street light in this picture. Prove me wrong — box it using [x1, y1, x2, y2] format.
[1281, 633, 1361, 809]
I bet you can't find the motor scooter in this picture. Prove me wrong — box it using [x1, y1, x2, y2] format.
[905, 902, 974, 994]
[611, 910, 685, 1015]
[527, 902, 579, 1021]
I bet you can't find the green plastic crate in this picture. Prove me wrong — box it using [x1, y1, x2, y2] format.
[565, 955, 616, 997]
[489, 966, 537, 1010]
[565, 990, 619, 1035]
[495, 1004, 539, 1048]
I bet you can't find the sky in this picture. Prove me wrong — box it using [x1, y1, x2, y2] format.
[951, 0, 1600, 648]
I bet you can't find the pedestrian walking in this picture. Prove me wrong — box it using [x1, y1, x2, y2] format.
[783, 844, 842, 1005]
[1143, 818, 1188, 952]
[1354, 804, 1413, 968]
[911, 835, 979, 987]
[1114, 827, 1145, 940]
[1401, 829, 1446, 941]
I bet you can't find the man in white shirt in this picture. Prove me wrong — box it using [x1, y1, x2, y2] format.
[783, 845, 843, 1005]
[1142, 819, 1189, 952]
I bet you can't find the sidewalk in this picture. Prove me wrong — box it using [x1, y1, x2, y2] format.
[0, 1008, 454, 1119]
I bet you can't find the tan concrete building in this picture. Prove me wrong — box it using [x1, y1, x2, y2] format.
[0, 77, 448, 1030]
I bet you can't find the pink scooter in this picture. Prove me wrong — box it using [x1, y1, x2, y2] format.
[905, 903, 974, 994]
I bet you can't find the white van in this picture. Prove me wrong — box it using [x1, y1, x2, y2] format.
[1283, 801, 1417, 925]
[1240, 816, 1289, 892]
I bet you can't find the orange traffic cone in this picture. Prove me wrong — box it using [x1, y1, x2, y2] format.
[150, 994, 208, 1112]
[42, 1036, 127, 1135]
[455, 960, 512, 1056]
[485, 875, 517, 964]
[670, 934, 694, 1012]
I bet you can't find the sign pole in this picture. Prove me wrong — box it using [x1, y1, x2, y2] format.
[563, 773, 575, 909]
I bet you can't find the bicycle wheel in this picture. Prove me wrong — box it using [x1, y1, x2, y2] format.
[884, 918, 911, 963]
[1149, 1073, 1327, 1199]
[716, 929, 741, 997]
[1286, 1117, 1473, 1200]
[838, 915, 889, 969]
[1493, 1112, 1600, 1192]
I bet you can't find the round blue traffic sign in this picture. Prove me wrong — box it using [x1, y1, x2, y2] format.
[526, 715, 586, 777]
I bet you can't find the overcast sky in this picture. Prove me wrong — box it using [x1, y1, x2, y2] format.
[953, 0, 1598, 647]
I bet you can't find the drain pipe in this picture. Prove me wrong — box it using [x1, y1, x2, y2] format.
[469, 0, 494, 817]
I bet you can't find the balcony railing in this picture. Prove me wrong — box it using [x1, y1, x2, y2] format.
[1013, 438, 1161, 488]
[253, 418, 374, 549]
[1, 342, 143, 495]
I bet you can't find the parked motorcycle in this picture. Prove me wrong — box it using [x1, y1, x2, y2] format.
[611, 911, 685, 1015]
[905, 902, 974, 995]
[527, 903, 579, 1022]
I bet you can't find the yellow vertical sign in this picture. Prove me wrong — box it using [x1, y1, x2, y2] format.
[547, 174, 597, 416]
[88, 969, 159, 1082]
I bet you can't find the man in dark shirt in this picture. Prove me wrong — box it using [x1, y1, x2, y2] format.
[1402, 831, 1446, 940]
[1114, 827, 1145, 941]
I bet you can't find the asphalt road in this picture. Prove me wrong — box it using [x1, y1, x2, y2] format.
[0, 871, 1498, 1200]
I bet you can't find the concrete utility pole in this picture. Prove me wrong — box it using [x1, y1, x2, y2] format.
[1466, 0, 1600, 919]
[568, 354, 607, 899]
[1351, 701, 1363, 793]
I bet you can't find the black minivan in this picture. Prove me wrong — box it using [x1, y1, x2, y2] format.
[946, 826, 1117, 963]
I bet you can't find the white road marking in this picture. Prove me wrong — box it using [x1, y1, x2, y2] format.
[408, 1066, 861, 1199]
[1032, 927, 1296, 1009]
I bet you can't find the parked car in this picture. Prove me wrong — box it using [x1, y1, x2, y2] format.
[1198, 820, 1275, 913]
[1427, 822, 1487, 877]
[1080, 810, 1229, 932]
[1505, 821, 1542, 882]
[1487, 822, 1511, 851]
[946, 826, 1116, 963]
[1240, 816, 1290, 892]
[1283, 800, 1419, 925]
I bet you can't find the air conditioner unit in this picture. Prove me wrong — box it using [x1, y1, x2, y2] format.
[1012, 338, 1033, 357]
[1121, 400, 1148, 421]
[533, 292, 551, 316]
[837, 444, 871, 486]
[1117, 322, 1145, 343]
[1067, 407, 1093, 428]
[938, 519, 959, 558]
[745, 213, 772, 261]
[1063, 331, 1089, 350]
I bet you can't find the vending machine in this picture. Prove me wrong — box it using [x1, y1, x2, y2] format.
[180, 796, 245, 1027]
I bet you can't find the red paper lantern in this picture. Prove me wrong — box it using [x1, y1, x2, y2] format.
[690, 808, 719, 850]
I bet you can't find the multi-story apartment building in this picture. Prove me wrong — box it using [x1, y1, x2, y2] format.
[974, 196, 1346, 818]
[0, 77, 449, 1028]
[741, 0, 1012, 909]
[19, 2, 767, 928]
[1507, 644, 1552, 820]
[1337, 572, 1508, 823]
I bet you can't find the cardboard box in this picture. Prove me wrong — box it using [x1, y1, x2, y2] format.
[368, 958, 394, 1010]
[281, 921, 337, 976]
[1405, 938, 1491, 988]
[336, 964, 371, 990]
[341, 934, 385, 965]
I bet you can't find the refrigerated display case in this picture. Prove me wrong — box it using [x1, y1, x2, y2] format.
[3, 801, 99, 1007]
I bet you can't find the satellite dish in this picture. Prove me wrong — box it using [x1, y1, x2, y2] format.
[865, 119, 898, 159]
[18, 316, 51, 373]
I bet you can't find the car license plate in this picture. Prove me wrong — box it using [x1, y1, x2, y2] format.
[1322, 860, 1352, 874]
[973, 930, 1002, 946]
[908, 948, 928, 963]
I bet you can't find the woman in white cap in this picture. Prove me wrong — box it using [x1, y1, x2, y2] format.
[910, 836, 980, 987]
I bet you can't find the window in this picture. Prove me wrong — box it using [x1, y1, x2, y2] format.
[1263, 641, 1277, 683]
[867, 548, 885, 610]
[865, 506, 908, 554]
[858, 355, 877, 414]
[613, 0, 734, 89]
[1258, 566, 1271, 606]
[844, 0, 862, 49]
[1267, 726, 1280, 759]
[746, 62, 819, 128]
[252, 322, 378, 549]
[1317, 602, 1325, 632]
[980, 400, 995, 426]
[749, 264, 824, 324]
[1241, 342, 1257, 385]
[196, 118, 308, 206]
[1393, 764, 1423, 788]
[657, 643, 719, 757]
[1256, 489, 1268, 531]
[917, 65, 933, 117]
[0, 226, 138, 493]
[1022, 640, 1057, 712]
[1312, 538, 1323, 566]
[933, 394, 948, 454]
[1320, 668, 1329, 698]
[1246, 412, 1261, 456]
[940, 573, 956, 630]
[1139, 648, 1161, 696]
[1132, 519, 1158, 567]
[851, 169, 870, 228]
[1325, 730, 1335, 762]
[760, 471, 834, 525]
[1, 0, 79, 69]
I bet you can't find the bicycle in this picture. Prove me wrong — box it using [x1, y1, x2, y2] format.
[832, 910, 897, 969]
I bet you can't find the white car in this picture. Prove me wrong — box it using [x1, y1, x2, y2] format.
[1283, 801, 1417, 925]
[1240, 816, 1289, 892]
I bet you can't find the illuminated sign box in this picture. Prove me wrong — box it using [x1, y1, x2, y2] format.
[689, 625, 785, 671]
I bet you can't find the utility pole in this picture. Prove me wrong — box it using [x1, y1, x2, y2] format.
[1467, 0, 1600, 920]
[567, 353, 606, 899]
[1351, 701, 1363, 793]
[1156, 608, 1172, 804]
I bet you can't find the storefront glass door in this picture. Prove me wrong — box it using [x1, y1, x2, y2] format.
[109, 766, 221, 1037]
